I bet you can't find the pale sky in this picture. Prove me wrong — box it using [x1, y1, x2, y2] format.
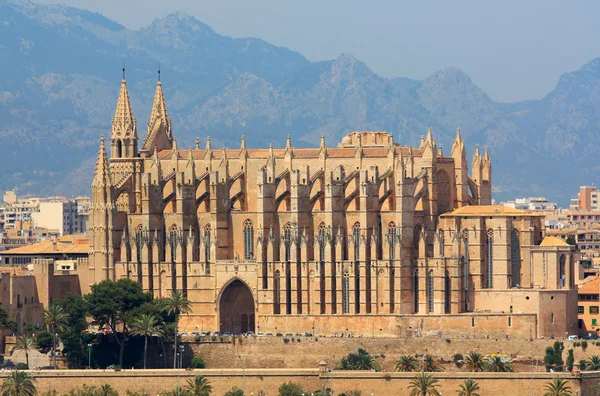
[36, 0, 600, 102]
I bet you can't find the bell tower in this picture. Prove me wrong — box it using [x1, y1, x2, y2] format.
[111, 69, 138, 158]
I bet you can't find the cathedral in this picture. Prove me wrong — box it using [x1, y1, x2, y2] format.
[87, 77, 578, 339]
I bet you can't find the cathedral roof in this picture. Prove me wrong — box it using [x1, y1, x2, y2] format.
[441, 205, 542, 217]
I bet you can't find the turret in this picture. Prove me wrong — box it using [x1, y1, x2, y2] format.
[140, 76, 173, 157]
[480, 146, 492, 204]
[111, 75, 137, 158]
[451, 128, 469, 207]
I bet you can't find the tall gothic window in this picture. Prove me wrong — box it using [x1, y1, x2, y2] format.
[353, 222, 361, 261]
[559, 254, 566, 288]
[427, 270, 434, 312]
[414, 269, 420, 313]
[243, 220, 254, 259]
[353, 222, 361, 313]
[388, 222, 396, 314]
[463, 229, 470, 312]
[283, 223, 292, 262]
[169, 224, 178, 263]
[485, 229, 494, 288]
[439, 229, 445, 258]
[511, 229, 521, 287]
[204, 224, 211, 262]
[342, 272, 350, 314]
[413, 225, 422, 259]
[273, 270, 281, 314]
[318, 223, 326, 315]
[318, 223, 326, 262]
[445, 271, 451, 313]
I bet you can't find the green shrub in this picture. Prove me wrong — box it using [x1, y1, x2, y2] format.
[36, 330, 53, 352]
[190, 356, 206, 369]
[566, 349, 574, 372]
[210, 336, 217, 342]
[453, 353, 464, 367]
[223, 387, 244, 396]
[15, 363, 28, 370]
[107, 364, 121, 371]
[582, 340, 589, 351]
[278, 381, 303, 396]
[579, 359, 587, 371]
[283, 337, 290, 344]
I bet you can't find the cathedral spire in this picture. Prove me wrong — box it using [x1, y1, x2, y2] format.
[111, 77, 137, 158]
[240, 135, 247, 151]
[140, 78, 173, 156]
[149, 79, 170, 132]
[92, 136, 112, 188]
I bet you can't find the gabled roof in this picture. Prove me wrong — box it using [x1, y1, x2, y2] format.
[441, 205, 542, 217]
[2, 235, 89, 255]
[539, 236, 571, 247]
[579, 277, 600, 295]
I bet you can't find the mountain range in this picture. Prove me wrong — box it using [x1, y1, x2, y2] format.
[1, 0, 599, 206]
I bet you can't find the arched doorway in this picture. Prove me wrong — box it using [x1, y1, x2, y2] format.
[219, 279, 255, 333]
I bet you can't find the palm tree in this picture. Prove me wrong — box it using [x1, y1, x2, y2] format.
[421, 355, 443, 372]
[13, 335, 36, 369]
[43, 304, 69, 369]
[396, 355, 418, 372]
[162, 290, 192, 369]
[484, 356, 514, 372]
[408, 372, 440, 396]
[464, 352, 484, 372]
[587, 355, 600, 371]
[457, 379, 481, 396]
[130, 313, 165, 369]
[0, 370, 36, 396]
[185, 375, 212, 396]
[543, 378, 572, 396]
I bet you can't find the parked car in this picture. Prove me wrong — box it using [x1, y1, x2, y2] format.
[265, 332, 273, 337]
[180, 332, 189, 337]
[246, 331, 255, 336]
[200, 332, 207, 337]
[213, 331, 221, 337]
[190, 332, 200, 337]
[567, 335, 579, 340]
[257, 332, 264, 337]
[276, 332, 284, 337]
[223, 332, 231, 337]
[285, 333, 293, 337]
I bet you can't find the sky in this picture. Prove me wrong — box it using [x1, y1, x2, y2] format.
[37, 0, 600, 103]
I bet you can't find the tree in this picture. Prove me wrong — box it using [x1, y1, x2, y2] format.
[184, 375, 212, 396]
[43, 304, 70, 369]
[130, 313, 164, 369]
[484, 356, 514, 372]
[0, 370, 36, 396]
[56, 293, 94, 368]
[566, 236, 576, 246]
[336, 349, 380, 371]
[96, 384, 118, 396]
[586, 356, 600, 371]
[190, 356, 206, 369]
[457, 379, 480, 396]
[86, 279, 151, 368]
[395, 355, 418, 372]
[36, 331, 53, 353]
[408, 372, 440, 396]
[161, 290, 192, 369]
[278, 381, 304, 396]
[543, 378, 572, 396]
[552, 342, 565, 372]
[223, 388, 243, 396]
[421, 355, 443, 372]
[14, 335, 36, 369]
[566, 349, 574, 372]
[464, 352, 484, 372]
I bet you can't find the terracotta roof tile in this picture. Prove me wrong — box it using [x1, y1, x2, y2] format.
[579, 277, 600, 294]
[2, 235, 89, 255]
[441, 205, 541, 217]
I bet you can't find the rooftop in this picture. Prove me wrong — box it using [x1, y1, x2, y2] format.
[539, 236, 571, 247]
[1, 235, 89, 256]
[579, 276, 600, 295]
[441, 205, 541, 217]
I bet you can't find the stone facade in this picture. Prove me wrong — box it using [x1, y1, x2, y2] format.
[86, 78, 577, 338]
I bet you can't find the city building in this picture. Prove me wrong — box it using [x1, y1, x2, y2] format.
[577, 277, 600, 337]
[79, 77, 578, 339]
[32, 199, 84, 236]
[570, 186, 600, 211]
[1, 235, 89, 265]
[502, 197, 557, 211]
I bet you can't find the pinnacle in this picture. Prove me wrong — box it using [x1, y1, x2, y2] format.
[92, 136, 111, 188]
[113, 79, 136, 128]
[149, 80, 169, 127]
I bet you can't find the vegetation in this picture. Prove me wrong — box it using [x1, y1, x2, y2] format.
[0, 370, 36, 396]
[543, 378, 572, 396]
[484, 356, 514, 372]
[277, 381, 304, 396]
[129, 313, 164, 369]
[36, 331, 53, 353]
[13, 335, 36, 369]
[544, 342, 565, 372]
[56, 293, 95, 368]
[190, 356, 206, 369]
[408, 372, 440, 396]
[586, 356, 600, 371]
[96, 384, 118, 396]
[395, 355, 418, 372]
[223, 387, 243, 396]
[421, 355, 443, 372]
[86, 279, 152, 368]
[336, 349, 381, 371]
[184, 375, 212, 396]
[161, 290, 192, 369]
[566, 349, 574, 372]
[464, 352, 485, 372]
[43, 304, 70, 369]
[457, 379, 480, 396]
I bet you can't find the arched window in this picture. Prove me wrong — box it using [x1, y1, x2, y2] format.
[273, 270, 281, 314]
[342, 272, 350, 314]
[135, 224, 144, 265]
[485, 229, 494, 288]
[204, 225, 211, 262]
[436, 170, 452, 214]
[353, 222, 361, 261]
[24, 297, 27, 305]
[413, 225, 422, 258]
[283, 223, 292, 262]
[511, 229, 521, 287]
[388, 222, 397, 260]
[169, 224, 178, 263]
[427, 270, 434, 312]
[414, 270, 419, 313]
[439, 229, 445, 258]
[17, 294, 21, 308]
[559, 254, 566, 288]
[318, 223, 326, 262]
[243, 220, 254, 259]
[116, 140, 123, 158]
[463, 229, 470, 290]
[445, 271, 451, 313]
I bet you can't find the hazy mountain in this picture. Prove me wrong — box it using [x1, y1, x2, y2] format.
[1, 0, 599, 205]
